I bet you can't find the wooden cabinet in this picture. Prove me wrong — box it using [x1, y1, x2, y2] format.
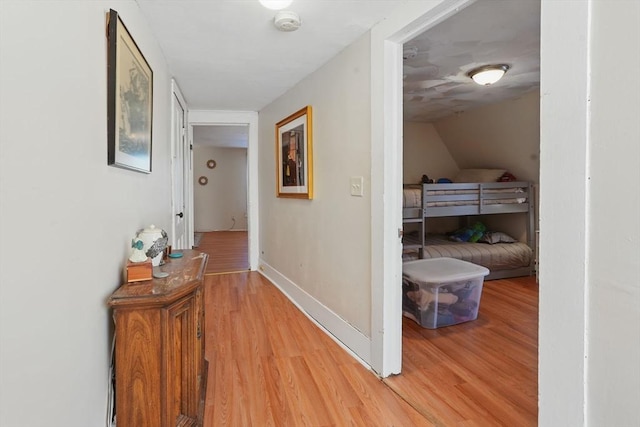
[108, 250, 208, 427]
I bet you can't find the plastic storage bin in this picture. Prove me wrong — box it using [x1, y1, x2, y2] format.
[402, 258, 489, 329]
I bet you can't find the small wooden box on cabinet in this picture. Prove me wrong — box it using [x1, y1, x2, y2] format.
[125, 258, 152, 282]
[108, 250, 209, 427]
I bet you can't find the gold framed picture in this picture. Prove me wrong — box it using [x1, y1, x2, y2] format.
[276, 106, 313, 199]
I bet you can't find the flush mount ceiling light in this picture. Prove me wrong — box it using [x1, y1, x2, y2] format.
[259, 0, 292, 10]
[468, 64, 510, 86]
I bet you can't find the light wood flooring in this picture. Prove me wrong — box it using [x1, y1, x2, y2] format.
[204, 272, 434, 426]
[385, 276, 538, 426]
[195, 231, 249, 275]
[197, 234, 538, 426]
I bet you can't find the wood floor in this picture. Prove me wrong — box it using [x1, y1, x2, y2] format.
[204, 272, 434, 426]
[197, 235, 538, 426]
[384, 276, 538, 426]
[195, 231, 249, 274]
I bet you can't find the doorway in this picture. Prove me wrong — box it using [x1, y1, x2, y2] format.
[171, 80, 190, 249]
[384, 1, 541, 423]
[188, 110, 260, 272]
[192, 125, 248, 232]
[192, 124, 250, 274]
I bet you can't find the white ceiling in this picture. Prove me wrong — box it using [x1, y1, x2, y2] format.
[137, 0, 540, 145]
[136, 0, 405, 111]
[192, 125, 248, 148]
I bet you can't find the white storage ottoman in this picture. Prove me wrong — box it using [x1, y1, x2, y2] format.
[402, 258, 489, 329]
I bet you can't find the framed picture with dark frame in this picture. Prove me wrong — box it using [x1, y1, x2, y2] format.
[107, 9, 153, 173]
[276, 106, 313, 199]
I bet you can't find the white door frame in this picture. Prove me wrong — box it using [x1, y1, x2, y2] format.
[370, 0, 480, 377]
[170, 79, 191, 248]
[188, 110, 259, 271]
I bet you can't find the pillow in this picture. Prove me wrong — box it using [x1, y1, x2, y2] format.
[479, 231, 517, 244]
[453, 168, 507, 183]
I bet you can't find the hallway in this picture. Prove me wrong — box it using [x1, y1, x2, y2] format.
[203, 271, 434, 426]
[196, 229, 537, 425]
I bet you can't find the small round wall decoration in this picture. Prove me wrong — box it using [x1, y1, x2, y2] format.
[198, 176, 208, 186]
[206, 159, 217, 169]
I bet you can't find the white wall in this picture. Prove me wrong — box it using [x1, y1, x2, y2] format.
[540, 0, 640, 425]
[433, 90, 540, 184]
[403, 121, 459, 234]
[259, 33, 372, 345]
[539, 1, 589, 424]
[0, 1, 174, 425]
[426, 91, 540, 241]
[193, 146, 248, 231]
[403, 121, 458, 183]
[586, 1, 640, 424]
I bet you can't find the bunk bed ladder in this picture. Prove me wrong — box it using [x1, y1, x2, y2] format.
[402, 215, 425, 258]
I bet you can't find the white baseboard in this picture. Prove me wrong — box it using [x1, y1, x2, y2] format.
[258, 260, 372, 367]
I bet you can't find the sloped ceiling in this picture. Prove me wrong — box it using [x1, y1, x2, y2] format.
[403, 0, 540, 123]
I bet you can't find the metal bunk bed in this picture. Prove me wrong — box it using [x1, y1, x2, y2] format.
[402, 181, 535, 280]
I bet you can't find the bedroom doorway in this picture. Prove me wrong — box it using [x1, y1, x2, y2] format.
[373, 0, 541, 424]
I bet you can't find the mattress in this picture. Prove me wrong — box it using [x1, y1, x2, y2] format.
[403, 186, 526, 209]
[403, 186, 422, 208]
[403, 234, 533, 272]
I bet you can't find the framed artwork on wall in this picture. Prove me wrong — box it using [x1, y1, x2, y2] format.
[107, 9, 153, 173]
[276, 106, 313, 199]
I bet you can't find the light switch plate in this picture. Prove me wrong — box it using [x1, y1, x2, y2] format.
[350, 176, 364, 197]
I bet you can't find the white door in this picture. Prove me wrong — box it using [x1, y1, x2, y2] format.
[171, 87, 187, 249]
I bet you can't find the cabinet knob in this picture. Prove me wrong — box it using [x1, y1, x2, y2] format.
[176, 212, 184, 218]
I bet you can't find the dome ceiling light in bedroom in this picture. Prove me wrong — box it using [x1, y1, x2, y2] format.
[468, 64, 510, 86]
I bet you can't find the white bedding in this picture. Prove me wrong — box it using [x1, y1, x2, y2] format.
[403, 187, 422, 208]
